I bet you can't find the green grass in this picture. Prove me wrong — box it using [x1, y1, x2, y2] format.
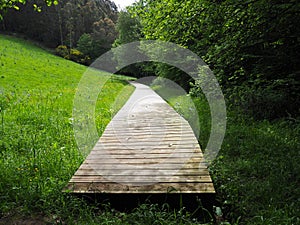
[3, 34, 298, 224]
[0, 35, 130, 219]
[210, 116, 300, 224]
[159, 86, 300, 224]
[0, 35, 209, 224]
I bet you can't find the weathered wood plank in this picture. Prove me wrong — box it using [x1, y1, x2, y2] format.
[73, 166, 209, 176]
[88, 150, 202, 154]
[93, 145, 200, 150]
[70, 175, 212, 183]
[84, 155, 202, 159]
[77, 164, 205, 169]
[66, 182, 215, 194]
[66, 82, 215, 194]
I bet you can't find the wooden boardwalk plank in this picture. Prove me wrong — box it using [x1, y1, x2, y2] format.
[66, 82, 215, 194]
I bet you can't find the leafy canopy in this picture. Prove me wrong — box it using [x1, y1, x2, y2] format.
[0, 0, 58, 18]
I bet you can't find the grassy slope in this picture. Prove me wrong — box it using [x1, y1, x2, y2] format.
[0, 35, 135, 221]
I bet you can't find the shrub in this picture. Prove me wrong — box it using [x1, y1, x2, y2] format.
[55, 45, 69, 59]
[55, 45, 90, 65]
[77, 33, 93, 56]
[70, 48, 82, 62]
[226, 84, 299, 120]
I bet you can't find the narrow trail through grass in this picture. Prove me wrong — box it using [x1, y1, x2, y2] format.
[0, 35, 208, 225]
[1, 34, 299, 224]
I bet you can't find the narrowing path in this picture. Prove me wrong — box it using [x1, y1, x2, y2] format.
[65, 82, 215, 194]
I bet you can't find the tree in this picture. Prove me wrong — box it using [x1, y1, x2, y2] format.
[1, 0, 118, 49]
[77, 33, 93, 56]
[0, 0, 58, 19]
[114, 10, 142, 45]
[112, 10, 153, 78]
[92, 17, 117, 49]
[129, 0, 300, 118]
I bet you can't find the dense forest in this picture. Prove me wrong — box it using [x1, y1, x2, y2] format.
[1, 0, 118, 62]
[119, 0, 300, 120]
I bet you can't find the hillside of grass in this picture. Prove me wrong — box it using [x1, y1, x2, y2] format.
[0, 34, 135, 222]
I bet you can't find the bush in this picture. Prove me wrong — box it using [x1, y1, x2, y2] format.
[226, 84, 299, 120]
[55, 45, 90, 65]
[55, 45, 69, 59]
[77, 33, 93, 56]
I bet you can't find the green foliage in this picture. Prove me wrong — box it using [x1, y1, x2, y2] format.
[0, 0, 58, 19]
[55, 45, 90, 65]
[128, 0, 202, 86]
[114, 10, 142, 45]
[112, 10, 147, 77]
[69, 48, 89, 64]
[121, 203, 205, 225]
[55, 45, 69, 58]
[77, 33, 93, 56]
[75, 17, 117, 61]
[129, 0, 300, 119]
[225, 84, 296, 120]
[1, 0, 118, 52]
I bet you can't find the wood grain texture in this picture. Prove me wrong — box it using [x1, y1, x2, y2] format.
[65, 82, 215, 194]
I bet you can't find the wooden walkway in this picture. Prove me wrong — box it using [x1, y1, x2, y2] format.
[65, 82, 215, 194]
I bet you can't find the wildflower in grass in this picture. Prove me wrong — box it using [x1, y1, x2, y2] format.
[68, 117, 74, 125]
